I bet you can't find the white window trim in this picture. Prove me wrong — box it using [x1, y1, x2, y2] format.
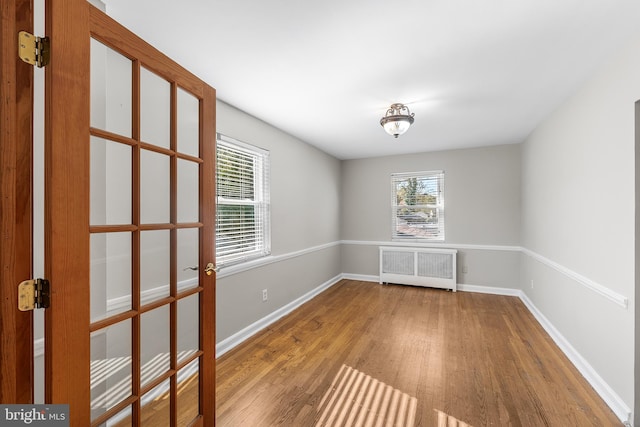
[216, 133, 271, 267]
[391, 170, 445, 242]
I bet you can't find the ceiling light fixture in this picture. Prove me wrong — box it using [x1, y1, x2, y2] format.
[380, 103, 415, 138]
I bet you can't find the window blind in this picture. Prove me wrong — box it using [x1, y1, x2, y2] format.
[216, 134, 270, 266]
[391, 170, 444, 241]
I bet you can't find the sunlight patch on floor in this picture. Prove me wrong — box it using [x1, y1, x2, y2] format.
[434, 409, 473, 427]
[315, 364, 417, 427]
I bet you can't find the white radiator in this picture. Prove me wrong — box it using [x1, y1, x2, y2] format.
[379, 246, 457, 291]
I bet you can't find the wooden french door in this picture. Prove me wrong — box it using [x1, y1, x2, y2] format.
[45, 1, 216, 426]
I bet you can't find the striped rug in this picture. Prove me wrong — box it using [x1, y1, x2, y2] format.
[315, 364, 418, 427]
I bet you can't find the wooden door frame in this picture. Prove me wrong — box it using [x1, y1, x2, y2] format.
[0, 0, 35, 404]
[43, 0, 91, 420]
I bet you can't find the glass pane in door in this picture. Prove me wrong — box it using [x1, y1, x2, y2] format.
[177, 358, 200, 425]
[177, 158, 199, 223]
[140, 379, 171, 427]
[96, 406, 132, 427]
[90, 319, 132, 422]
[140, 67, 170, 149]
[177, 294, 199, 364]
[140, 230, 170, 303]
[90, 39, 132, 137]
[140, 149, 170, 224]
[90, 137, 132, 226]
[90, 232, 132, 322]
[177, 88, 199, 157]
[140, 305, 170, 387]
[177, 228, 199, 291]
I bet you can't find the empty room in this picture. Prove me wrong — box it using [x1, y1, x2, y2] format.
[2, 0, 640, 426]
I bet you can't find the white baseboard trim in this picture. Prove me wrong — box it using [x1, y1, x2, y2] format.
[517, 291, 632, 425]
[341, 273, 378, 283]
[457, 283, 521, 297]
[215, 274, 343, 357]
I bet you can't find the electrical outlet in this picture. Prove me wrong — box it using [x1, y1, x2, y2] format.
[531, 279, 534, 289]
[262, 289, 268, 302]
[462, 265, 468, 273]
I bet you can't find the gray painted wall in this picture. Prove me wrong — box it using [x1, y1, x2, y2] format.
[520, 33, 640, 421]
[340, 144, 522, 288]
[215, 101, 342, 342]
[341, 145, 521, 244]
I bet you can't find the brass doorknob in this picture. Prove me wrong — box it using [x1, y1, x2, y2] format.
[204, 263, 218, 276]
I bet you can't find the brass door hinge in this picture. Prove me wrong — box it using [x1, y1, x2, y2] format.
[18, 31, 50, 68]
[18, 279, 50, 311]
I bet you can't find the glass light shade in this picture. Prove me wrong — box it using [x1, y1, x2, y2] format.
[382, 118, 412, 138]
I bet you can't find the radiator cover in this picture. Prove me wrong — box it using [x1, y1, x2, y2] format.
[379, 246, 457, 291]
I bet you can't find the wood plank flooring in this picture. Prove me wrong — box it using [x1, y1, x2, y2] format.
[215, 279, 622, 426]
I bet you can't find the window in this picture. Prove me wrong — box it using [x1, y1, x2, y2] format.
[216, 133, 270, 266]
[391, 171, 444, 241]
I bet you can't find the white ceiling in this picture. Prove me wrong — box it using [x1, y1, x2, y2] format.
[104, 0, 640, 160]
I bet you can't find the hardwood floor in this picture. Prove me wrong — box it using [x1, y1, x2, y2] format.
[216, 279, 621, 426]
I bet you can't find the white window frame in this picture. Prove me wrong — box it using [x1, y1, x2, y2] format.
[391, 170, 445, 241]
[216, 133, 270, 267]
